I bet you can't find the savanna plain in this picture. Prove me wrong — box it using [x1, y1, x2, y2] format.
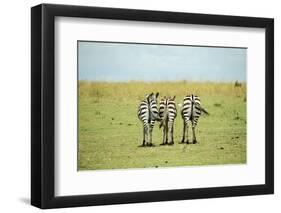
[78, 81, 246, 170]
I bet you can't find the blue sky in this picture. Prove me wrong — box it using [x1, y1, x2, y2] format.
[78, 41, 246, 82]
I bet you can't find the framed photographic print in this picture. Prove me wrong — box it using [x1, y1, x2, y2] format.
[31, 3, 274, 209]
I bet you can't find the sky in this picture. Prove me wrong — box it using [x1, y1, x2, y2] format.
[78, 41, 246, 82]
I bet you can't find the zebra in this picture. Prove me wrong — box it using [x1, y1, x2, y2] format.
[159, 96, 177, 145]
[137, 92, 161, 146]
[179, 94, 209, 144]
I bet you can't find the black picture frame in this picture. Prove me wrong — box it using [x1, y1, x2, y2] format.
[31, 3, 274, 209]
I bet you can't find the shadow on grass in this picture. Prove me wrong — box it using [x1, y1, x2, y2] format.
[137, 144, 156, 148]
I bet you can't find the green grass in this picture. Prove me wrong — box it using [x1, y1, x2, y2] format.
[78, 81, 246, 170]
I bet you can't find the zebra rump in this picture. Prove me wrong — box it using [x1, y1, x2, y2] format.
[180, 94, 209, 144]
[159, 96, 177, 145]
[137, 92, 160, 146]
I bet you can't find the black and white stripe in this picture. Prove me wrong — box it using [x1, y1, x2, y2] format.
[180, 94, 209, 144]
[159, 96, 177, 145]
[137, 92, 160, 146]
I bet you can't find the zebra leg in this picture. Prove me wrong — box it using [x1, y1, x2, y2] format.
[165, 123, 168, 145]
[161, 127, 166, 145]
[186, 122, 190, 144]
[181, 121, 186, 143]
[192, 123, 197, 144]
[148, 125, 153, 146]
[181, 121, 189, 144]
[142, 126, 146, 146]
[171, 125, 174, 145]
[144, 124, 149, 146]
[168, 121, 174, 145]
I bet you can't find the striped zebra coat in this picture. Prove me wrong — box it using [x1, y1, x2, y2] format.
[159, 96, 177, 145]
[180, 94, 209, 144]
[137, 92, 161, 146]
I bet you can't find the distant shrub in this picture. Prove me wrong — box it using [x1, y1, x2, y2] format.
[234, 81, 242, 87]
[214, 103, 222, 107]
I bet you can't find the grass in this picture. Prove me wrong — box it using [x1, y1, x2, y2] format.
[78, 81, 246, 170]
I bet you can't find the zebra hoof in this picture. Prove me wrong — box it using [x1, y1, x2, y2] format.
[180, 140, 185, 144]
[168, 142, 174, 145]
[186, 140, 190, 144]
[160, 143, 165, 146]
[192, 140, 197, 144]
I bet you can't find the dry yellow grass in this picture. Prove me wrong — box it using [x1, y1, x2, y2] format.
[79, 81, 246, 101]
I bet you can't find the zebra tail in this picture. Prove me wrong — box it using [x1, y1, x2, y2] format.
[200, 106, 210, 115]
[159, 107, 168, 129]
